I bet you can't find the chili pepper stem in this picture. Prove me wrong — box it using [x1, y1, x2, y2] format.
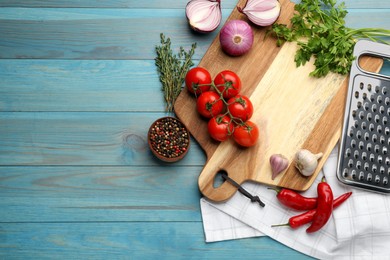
[271, 223, 289, 228]
[267, 187, 281, 193]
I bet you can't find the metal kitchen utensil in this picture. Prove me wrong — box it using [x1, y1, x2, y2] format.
[337, 40, 390, 193]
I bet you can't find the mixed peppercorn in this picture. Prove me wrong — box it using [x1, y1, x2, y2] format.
[271, 177, 352, 233]
[148, 117, 189, 160]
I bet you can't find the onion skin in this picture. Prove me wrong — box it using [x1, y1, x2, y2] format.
[238, 0, 281, 27]
[219, 20, 254, 57]
[185, 0, 222, 33]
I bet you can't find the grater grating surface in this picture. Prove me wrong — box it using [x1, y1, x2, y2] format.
[337, 40, 390, 193]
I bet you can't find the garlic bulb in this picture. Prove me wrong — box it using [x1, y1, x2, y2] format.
[237, 0, 281, 27]
[294, 149, 323, 176]
[270, 154, 289, 180]
[185, 0, 222, 33]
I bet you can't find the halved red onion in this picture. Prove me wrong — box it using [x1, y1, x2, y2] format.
[238, 0, 281, 27]
[185, 0, 222, 33]
[219, 20, 254, 57]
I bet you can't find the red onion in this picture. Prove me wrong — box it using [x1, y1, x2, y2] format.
[237, 0, 281, 27]
[185, 0, 222, 33]
[219, 20, 254, 56]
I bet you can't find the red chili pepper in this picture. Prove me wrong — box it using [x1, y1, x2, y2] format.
[269, 187, 317, 211]
[306, 181, 334, 233]
[272, 191, 352, 229]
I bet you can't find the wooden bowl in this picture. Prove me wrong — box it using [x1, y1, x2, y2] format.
[147, 116, 190, 163]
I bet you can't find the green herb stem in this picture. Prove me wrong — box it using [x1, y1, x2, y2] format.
[155, 33, 196, 112]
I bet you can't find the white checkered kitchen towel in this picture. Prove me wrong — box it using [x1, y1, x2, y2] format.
[200, 146, 390, 259]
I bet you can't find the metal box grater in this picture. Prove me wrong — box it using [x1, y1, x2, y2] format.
[337, 40, 390, 193]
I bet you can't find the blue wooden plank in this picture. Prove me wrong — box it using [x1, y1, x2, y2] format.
[0, 8, 389, 60]
[0, 7, 213, 20]
[346, 9, 390, 30]
[0, 112, 206, 166]
[0, 0, 239, 8]
[0, 166, 204, 222]
[0, 0, 388, 9]
[0, 59, 171, 112]
[0, 8, 224, 60]
[0, 222, 312, 259]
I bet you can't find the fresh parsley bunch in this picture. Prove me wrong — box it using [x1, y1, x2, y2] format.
[271, 0, 390, 77]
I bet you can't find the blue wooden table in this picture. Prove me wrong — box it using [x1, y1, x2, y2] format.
[0, 0, 389, 259]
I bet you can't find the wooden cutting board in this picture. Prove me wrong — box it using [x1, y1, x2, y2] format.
[174, 0, 383, 202]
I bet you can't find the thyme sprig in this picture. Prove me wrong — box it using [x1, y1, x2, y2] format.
[155, 33, 196, 112]
[269, 0, 390, 77]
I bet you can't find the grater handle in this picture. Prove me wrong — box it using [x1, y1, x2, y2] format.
[352, 40, 390, 79]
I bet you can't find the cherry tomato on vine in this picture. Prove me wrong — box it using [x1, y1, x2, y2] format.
[227, 95, 253, 122]
[233, 121, 259, 147]
[214, 70, 242, 99]
[207, 115, 234, 142]
[185, 67, 212, 95]
[196, 91, 224, 118]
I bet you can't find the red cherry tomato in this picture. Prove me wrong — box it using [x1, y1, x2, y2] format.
[207, 115, 234, 142]
[214, 70, 242, 99]
[227, 95, 254, 122]
[233, 121, 259, 147]
[196, 91, 224, 118]
[185, 67, 212, 95]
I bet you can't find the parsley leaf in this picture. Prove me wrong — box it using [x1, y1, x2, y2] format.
[269, 0, 390, 77]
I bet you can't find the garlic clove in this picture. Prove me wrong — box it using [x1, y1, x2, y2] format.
[294, 149, 323, 177]
[270, 154, 289, 180]
[185, 0, 222, 33]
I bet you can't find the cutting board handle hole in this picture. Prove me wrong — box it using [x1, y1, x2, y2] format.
[213, 170, 228, 188]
